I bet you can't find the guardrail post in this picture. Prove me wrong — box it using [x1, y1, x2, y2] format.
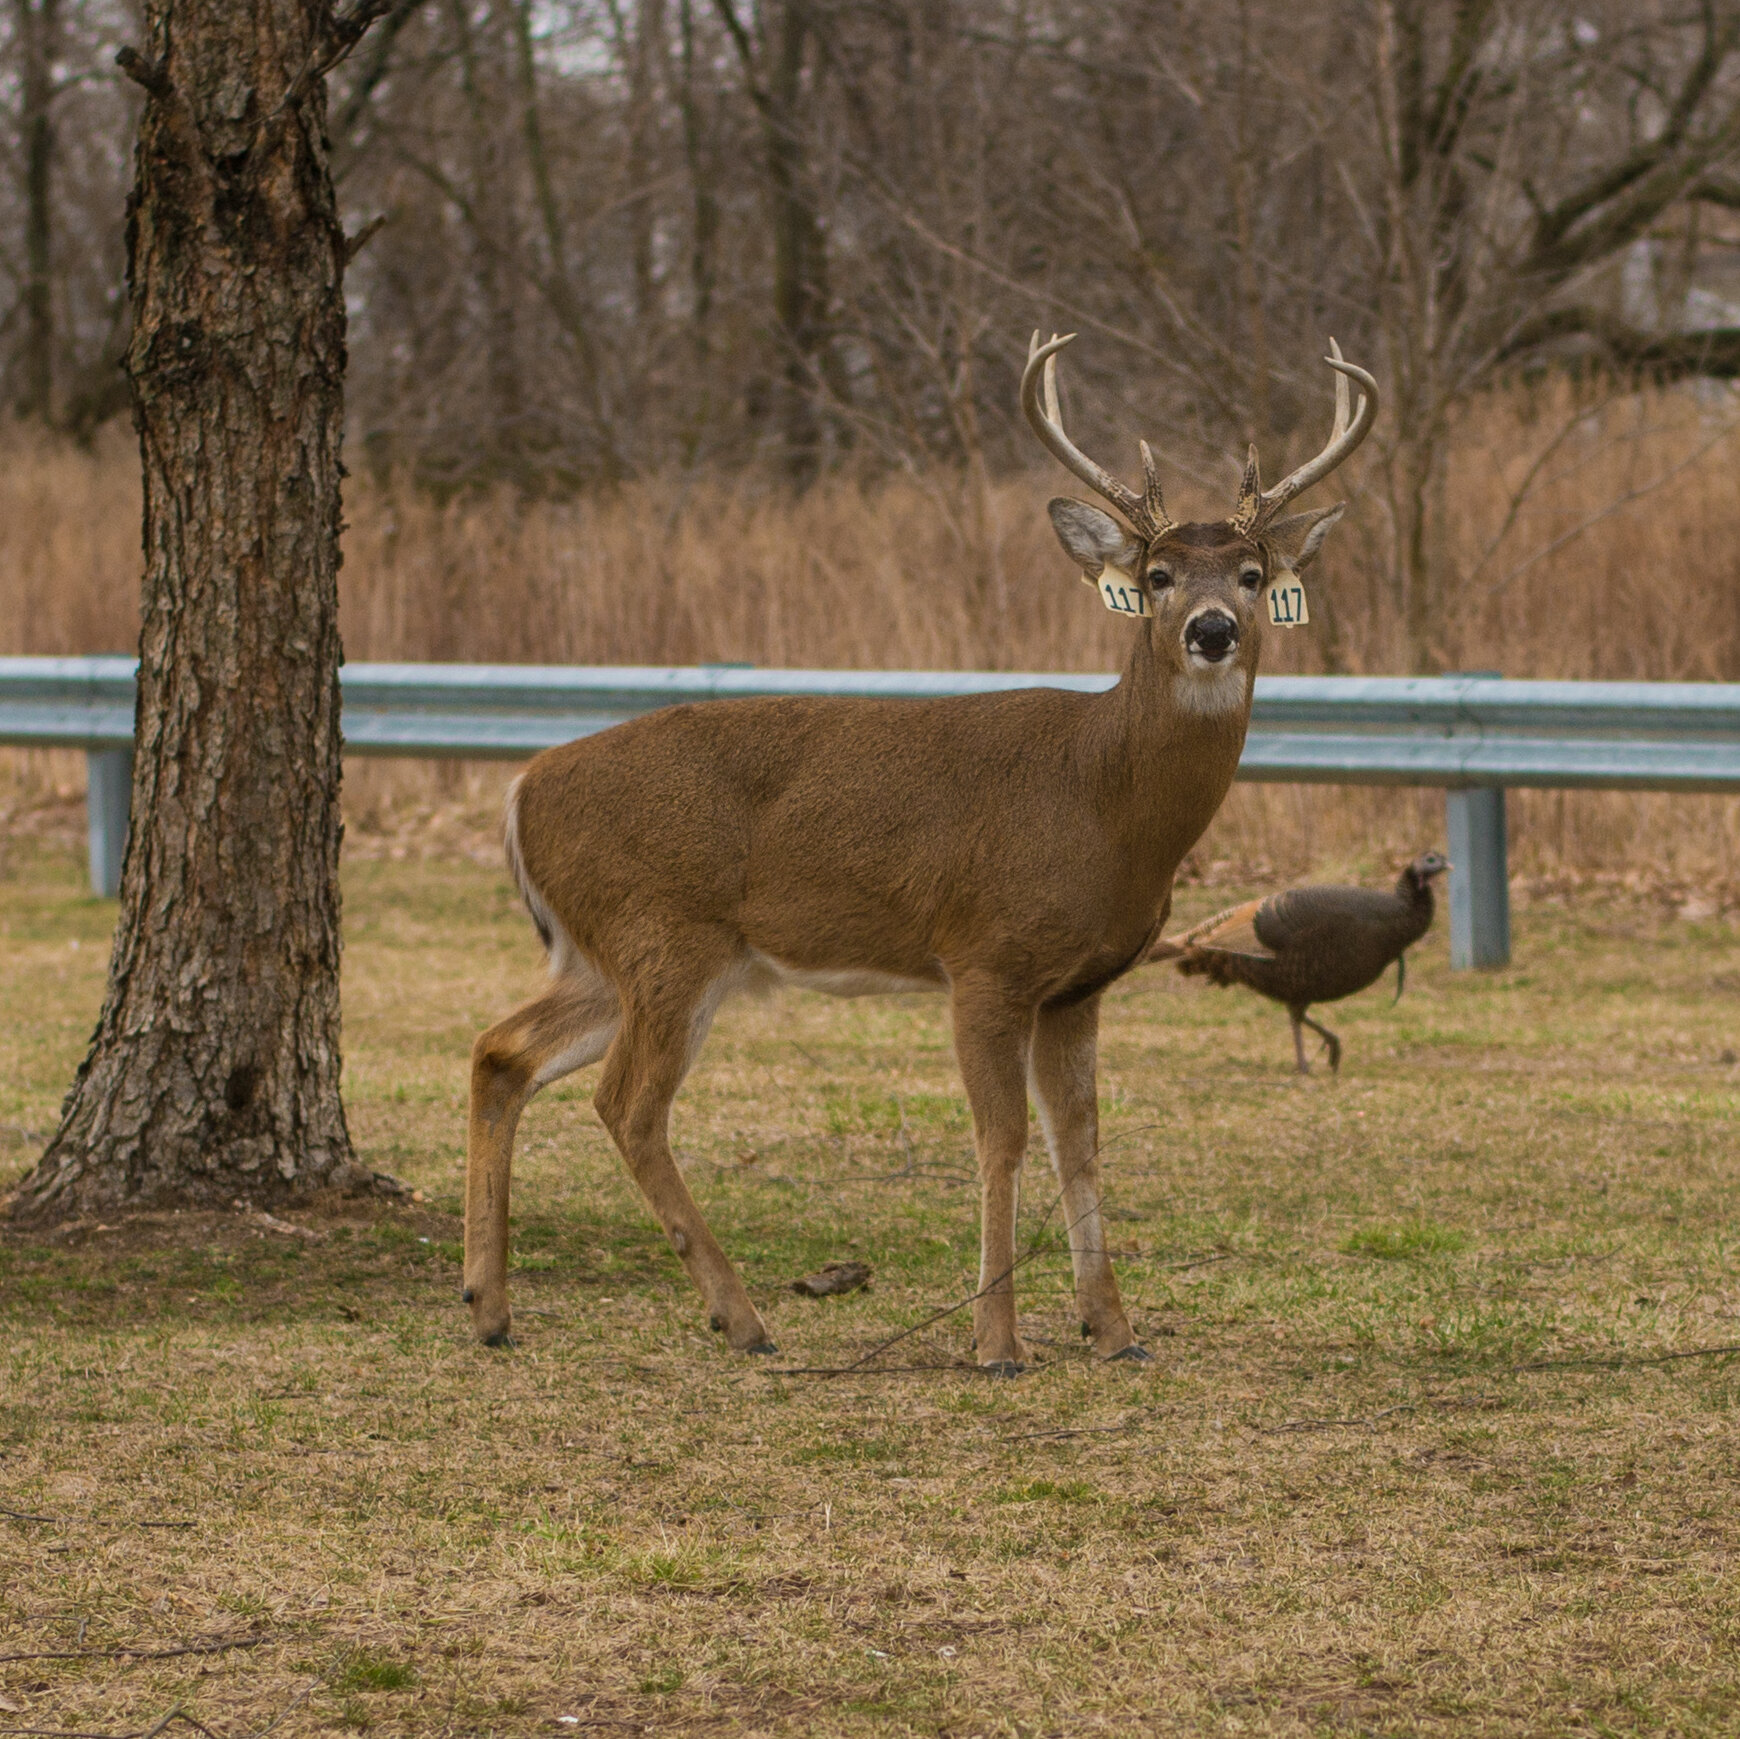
[86, 748, 132, 898]
[1445, 786, 1510, 969]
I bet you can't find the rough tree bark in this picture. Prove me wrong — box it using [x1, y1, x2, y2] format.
[9, 1, 392, 1221]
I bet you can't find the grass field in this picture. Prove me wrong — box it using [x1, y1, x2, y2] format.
[3, 843, 1740, 1737]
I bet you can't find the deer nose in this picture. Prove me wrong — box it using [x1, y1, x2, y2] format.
[1185, 609, 1238, 662]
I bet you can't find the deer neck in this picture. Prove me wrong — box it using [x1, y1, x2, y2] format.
[1085, 621, 1253, 859]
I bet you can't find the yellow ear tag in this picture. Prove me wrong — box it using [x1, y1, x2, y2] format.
[1090, 564, 1152, 619]
[1266, 571, 1310, 627]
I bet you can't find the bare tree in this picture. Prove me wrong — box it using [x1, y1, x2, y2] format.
[1282, 0, 1740, 665]
[10, 0, 398, 1221]
[13, 0, 1740, 654]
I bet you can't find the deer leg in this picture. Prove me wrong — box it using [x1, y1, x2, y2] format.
[593, 945, 773, 1354]
[1030, 995, 1145, 1362]
[1300, 1011, 1342, 1075]
[1288, 1008, 1311, 1075]
[465, 967, 622, 1346]
[952, 980, 1036, 1375]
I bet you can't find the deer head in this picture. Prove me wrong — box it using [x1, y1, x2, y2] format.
[1024, 332, 1376, 704]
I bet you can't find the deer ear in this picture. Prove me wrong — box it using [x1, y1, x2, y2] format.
[1261, 502, 1346, 573]
[1048, 498, 1141, 578]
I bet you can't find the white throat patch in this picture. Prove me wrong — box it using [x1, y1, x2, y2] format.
[1173, 664, 1248, 716]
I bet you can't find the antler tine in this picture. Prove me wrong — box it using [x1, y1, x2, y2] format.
[1245, 340, 1378, 528]
[1230, 444, 1262, 532]
[1328, 336, 1351, 443]
[1021, 331, 1150, 534]
[1042, 343, 1063, 429]
[1139, 440, 1174, 534]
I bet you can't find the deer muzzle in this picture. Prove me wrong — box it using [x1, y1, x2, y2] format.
[1184, 608, 1239, 664]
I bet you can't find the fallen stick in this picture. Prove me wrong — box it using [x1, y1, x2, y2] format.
[1511, 1341, 1740, 1372]
[0, 1636, 267, 1666]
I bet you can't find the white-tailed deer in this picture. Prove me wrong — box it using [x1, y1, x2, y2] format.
[464, 333, 1376, 1372]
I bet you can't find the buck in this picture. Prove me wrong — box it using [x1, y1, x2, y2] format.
[463, 332, 1376, 1372]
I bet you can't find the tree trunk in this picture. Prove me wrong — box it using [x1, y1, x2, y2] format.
[454, 0, 527, 484]
[765, 0, 826, 483]
[624, 0, 666, 325]
[1395, 425, 1448, 673]
[14, 0, 61, 423]
[511, 0, 619, 477]
[713, 0, 831, 483]
[674, 0, 718, 461]
[11, 1, 358, 1221]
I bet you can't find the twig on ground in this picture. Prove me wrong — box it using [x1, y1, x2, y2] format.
[770, 1124, 1164, 1379]
[142, 1712, 222, 1739]
[0, 1730, 138, 1738]
[1258, 1404, 1417, 1434]
[0, 1671, 315, 1739]
[768, 1361, 980, 1377]
[0, 1635, 268, 1665]
[0, 1504, 195, 1531]
[1162, 1251, 1239, 1273]
[244, 1679, 321, 1739]
[1007, 1416, 1151, 1441]
[710, 1499, 830, 1524]
[827, 1161, 976, 1186]
[763, 1239, 1065, 1378]
[1511, 1342, 1740, 1372]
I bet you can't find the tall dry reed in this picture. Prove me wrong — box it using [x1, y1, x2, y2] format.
[3, 385, 1738, 898]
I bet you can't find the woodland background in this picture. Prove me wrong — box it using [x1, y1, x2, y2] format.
[1, 0, 1739, 892]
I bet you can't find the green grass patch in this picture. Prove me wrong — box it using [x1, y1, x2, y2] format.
[338, 1652, 419, 1692]
[1342, 1220, 1470, 1260]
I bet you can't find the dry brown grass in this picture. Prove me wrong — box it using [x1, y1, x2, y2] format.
[4, 847, 1740, 1735]
[3, 382, 1740, 894]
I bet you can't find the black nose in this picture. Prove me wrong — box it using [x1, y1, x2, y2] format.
[1186, 610, 1238, 660]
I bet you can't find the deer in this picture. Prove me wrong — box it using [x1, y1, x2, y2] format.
[463, 332, 1376, 1374]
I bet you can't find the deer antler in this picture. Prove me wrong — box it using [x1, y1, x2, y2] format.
[1021, 332, 1173, 541]
[1230, 339, 1377, 535]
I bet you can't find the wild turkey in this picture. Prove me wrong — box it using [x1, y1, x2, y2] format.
[1149, 852, 1450, 1073]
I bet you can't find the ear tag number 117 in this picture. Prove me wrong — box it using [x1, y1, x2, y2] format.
[1089, 564, 1152, 619]
[1267, 573, 1310, 627]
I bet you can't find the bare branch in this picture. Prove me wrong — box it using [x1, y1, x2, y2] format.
[1486, 410, 1740, 595]
[1501, 306, 1740, 378]
[1525, 9, 1740, 279]
[114, 45, 170, 100]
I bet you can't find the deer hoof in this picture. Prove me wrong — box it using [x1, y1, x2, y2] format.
[979, 1358, 1025, 1379]
[744, 1339, 780, 1356]
[1106, 1343, 1154, 1364]
[467, 1289, 512, 1346]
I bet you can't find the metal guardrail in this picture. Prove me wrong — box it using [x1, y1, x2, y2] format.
[6, 655, 1739, 968]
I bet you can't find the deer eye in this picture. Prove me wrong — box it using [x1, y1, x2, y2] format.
[1239, 565, 1264, 590]
[1146, 567, 1174, 590]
